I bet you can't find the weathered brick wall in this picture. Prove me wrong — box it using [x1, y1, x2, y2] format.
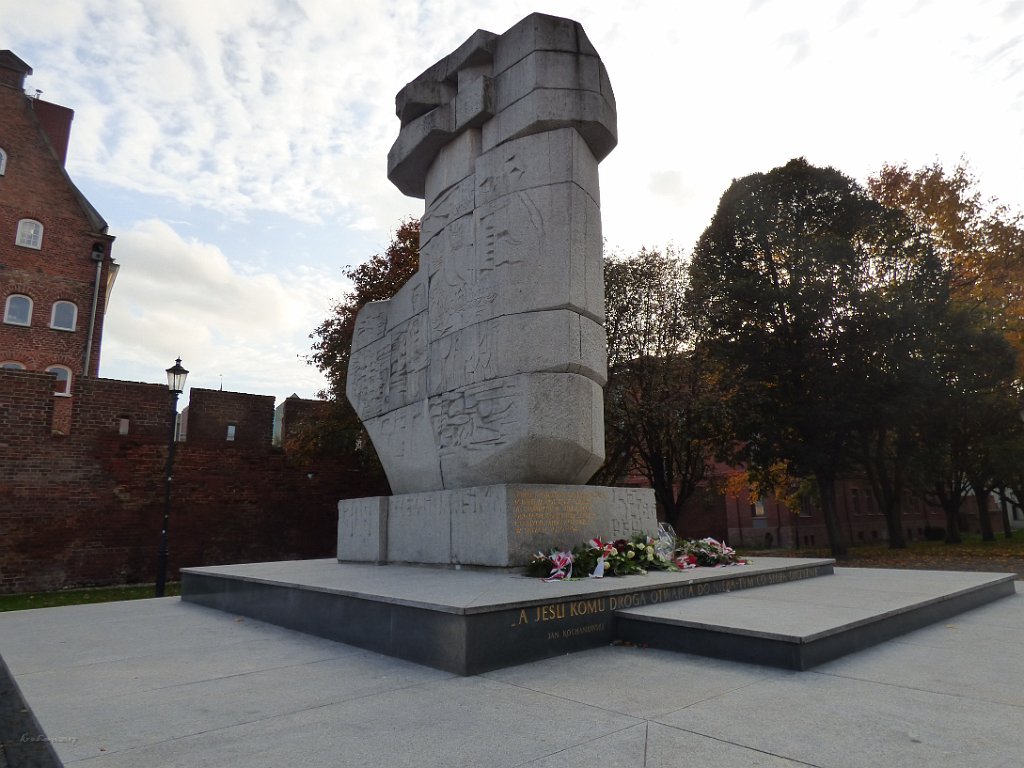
[0, 77, 114, 378]
[182, 388, 275, 447]
[0, 371, 376, 594]
[278, 395, 329, 445]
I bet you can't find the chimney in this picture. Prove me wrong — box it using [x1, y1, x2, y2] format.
[0, 50, 32, 90]
[0, 51, 75, 165]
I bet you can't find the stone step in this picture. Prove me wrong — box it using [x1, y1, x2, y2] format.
[181, 557, 833, 675]
[614, 567, 1017, 670]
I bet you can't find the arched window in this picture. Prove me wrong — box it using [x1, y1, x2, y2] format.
[1, 361, 25, 370]
[16, 219, 43, 249]
[4, 294, 32, 325]
[51, 301, 77, 331]
[0, 147, 7, 175]
[45, 365, 72, 396]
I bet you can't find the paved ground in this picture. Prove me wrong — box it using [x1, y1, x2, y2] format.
[0, 576, 1021, 768]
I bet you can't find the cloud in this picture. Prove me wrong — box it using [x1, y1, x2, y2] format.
[3, 0, 1022, 294]
[777, 30, 812, 64]
[6, 0, 440, 231]
[648, 170, 687, 199]
[836, 0, 865, 25]
[100, 219, 346, 402]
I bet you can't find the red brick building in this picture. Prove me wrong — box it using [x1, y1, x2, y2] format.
[671, 463, 1008, 551]
[0, 50, 117, 390]
[0, 52, 382, 595]
[0, 373, 381, 594]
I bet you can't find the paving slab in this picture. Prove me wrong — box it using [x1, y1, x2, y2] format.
[484, 643, 790, 719]
[0, 582, 1020, 768]
[811, 596, 1024, 708]
[656, 667, 1023, 768]
[615, 567, 1016, 669]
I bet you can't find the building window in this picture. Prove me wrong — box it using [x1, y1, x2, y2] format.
[0, 147, 6, 175]
[16, 219, 43, 249]
[45, 365, 72, 396]
[50, 301, 77, 331]
[850, 488, 861, 515]
[750, 499, 766, 517]
[226, 424, 236, 442]
[1, 361, 26, 370]
[118, 417, 130, 435]
[4, 294, 32, 325]
[798, 496, 815, 518]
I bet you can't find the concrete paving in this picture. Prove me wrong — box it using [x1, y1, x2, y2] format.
[0, 576, 1021, 768]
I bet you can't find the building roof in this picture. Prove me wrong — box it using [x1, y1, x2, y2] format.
[0, 50, 32, 77]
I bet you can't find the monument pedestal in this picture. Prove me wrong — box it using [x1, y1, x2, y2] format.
[338, 484, 656, 567]
[181, 559, 1014, 675]
[181, 557, 839, 675]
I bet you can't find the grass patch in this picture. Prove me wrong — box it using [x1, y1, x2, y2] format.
[741, 529, 1024, 578]
[0, 583, 181, 613]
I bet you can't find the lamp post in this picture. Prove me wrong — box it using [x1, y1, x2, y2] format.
[156, 357, 188, 597]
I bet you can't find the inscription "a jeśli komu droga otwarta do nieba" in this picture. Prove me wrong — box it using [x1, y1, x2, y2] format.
[510, 566, 823, 628]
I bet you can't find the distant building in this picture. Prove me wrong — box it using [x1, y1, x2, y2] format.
[0, 52, 374, 596]
[666, 463, 1011, 550]
[0, 50, 118, 392]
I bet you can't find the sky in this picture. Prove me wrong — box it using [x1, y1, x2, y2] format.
[3, 0, 1023, 406]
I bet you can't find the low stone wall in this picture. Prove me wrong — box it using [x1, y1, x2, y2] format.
[0, 371, 383, 594]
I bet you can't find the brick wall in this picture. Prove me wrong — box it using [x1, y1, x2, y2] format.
[0, 371, 377, 594]
[277, 395, 329, 445]
[0, 71, 114, 378]
[182, 388, 275, 447]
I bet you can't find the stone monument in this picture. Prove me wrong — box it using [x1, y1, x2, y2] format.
[339, 12, 656, 566]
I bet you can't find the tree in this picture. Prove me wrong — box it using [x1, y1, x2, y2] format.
[687, 158, 943, 558]
[600, 248, 728, 526]
[844, 226, 953, 548]
[869, 162, 1024, 540]
[868, 162, 1024, 366]
[915, 306, 1020, 542]
[298, 218, 420, 483]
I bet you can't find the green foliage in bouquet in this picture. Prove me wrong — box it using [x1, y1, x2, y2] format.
[528, 528, 747, 580]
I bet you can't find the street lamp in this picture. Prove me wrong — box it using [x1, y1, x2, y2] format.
[156, 357, 188, 597]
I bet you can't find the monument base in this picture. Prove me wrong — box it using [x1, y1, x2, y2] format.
[338, 484, 656, 567]
[181, 557, 837, 675]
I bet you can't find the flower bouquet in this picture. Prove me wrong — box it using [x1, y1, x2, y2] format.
[527, 525, 747, 581]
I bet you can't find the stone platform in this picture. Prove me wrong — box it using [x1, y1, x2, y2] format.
[616, 567, 1017, 670]
[182, 557, 831, 674]
[181, 559, 1016, 676]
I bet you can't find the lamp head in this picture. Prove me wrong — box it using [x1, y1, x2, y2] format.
[165, 358, 189, 393]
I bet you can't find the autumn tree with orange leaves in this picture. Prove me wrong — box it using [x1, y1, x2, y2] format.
[868, 162, 1024, 364]
[868, 162, 1024, 542]
[294, 218, 421, 486]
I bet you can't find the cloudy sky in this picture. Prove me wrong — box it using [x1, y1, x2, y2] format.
[4, 0, 1022, 405]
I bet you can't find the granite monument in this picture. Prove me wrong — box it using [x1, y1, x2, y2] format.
[340, 13, 656, 566]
